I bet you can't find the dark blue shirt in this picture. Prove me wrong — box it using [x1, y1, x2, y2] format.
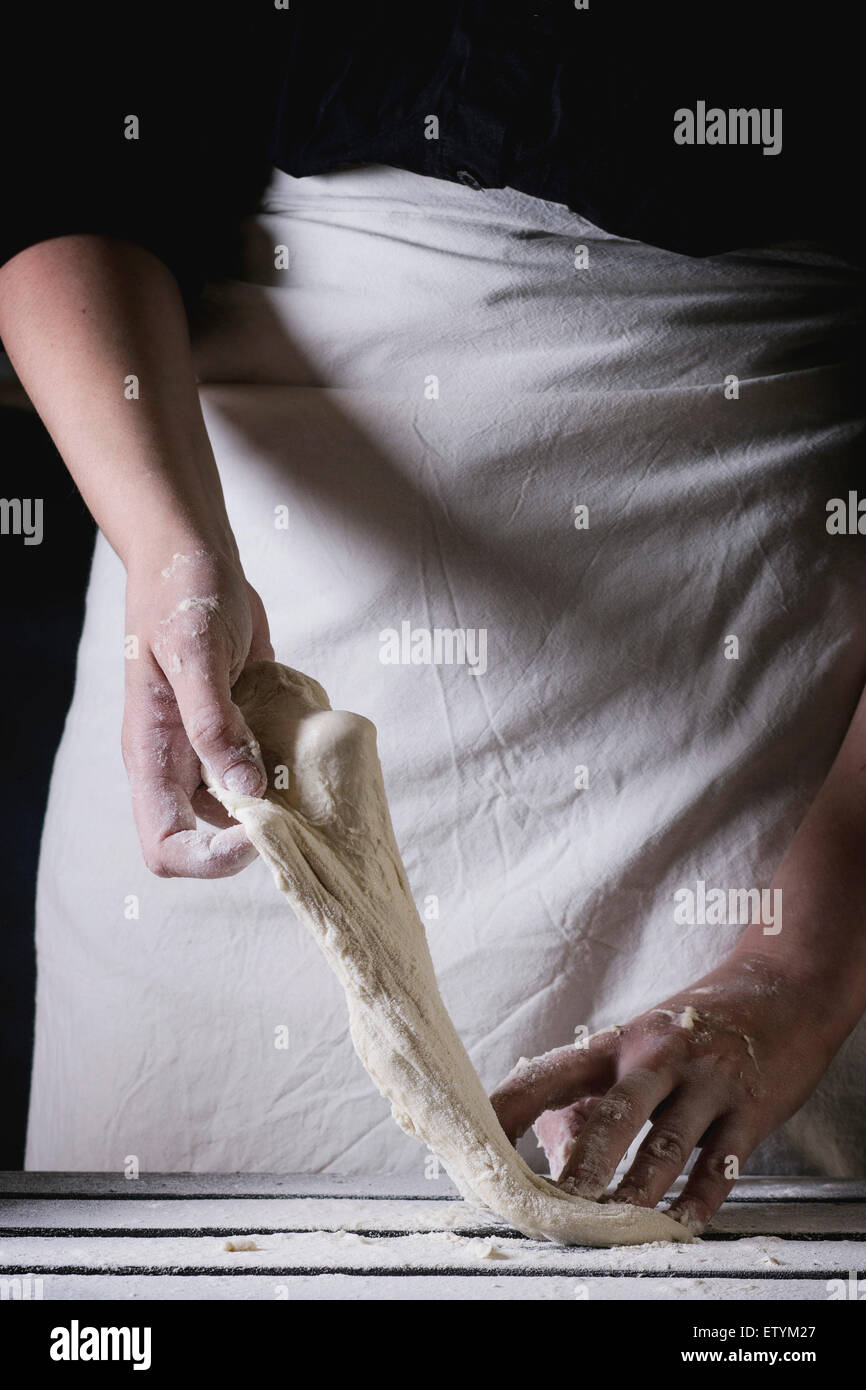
[1, 0, 861, 311]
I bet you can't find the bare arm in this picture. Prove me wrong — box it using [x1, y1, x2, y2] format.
[492, 676, 866, 1228]
[0, 234, 273, 876]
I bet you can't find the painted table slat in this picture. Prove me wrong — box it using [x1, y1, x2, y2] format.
[1, 1197, 864, 1238]
[7, 1274, 848, 1302]
[2, 1174, 862, 1301]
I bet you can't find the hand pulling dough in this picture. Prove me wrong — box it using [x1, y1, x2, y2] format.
[206, 662, 690, 1247]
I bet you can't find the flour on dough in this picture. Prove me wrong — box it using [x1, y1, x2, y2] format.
[206, 662, 690, 1248]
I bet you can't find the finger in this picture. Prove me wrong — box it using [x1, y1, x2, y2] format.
[248, 634, 275, 663]
[611, 1088, 723, 1210]
[170, 656, 266, 798]
[123, 663, 258, 878]
[129, 766, 258, 879]
[533, 1101, 596, 1180]
[245, 585, 275, 664]
[667, 1120, 754, 1234]
[558, 1065, 678, 1199]
[491, 1038, 618, 1143]
[190, 784, 238, 829]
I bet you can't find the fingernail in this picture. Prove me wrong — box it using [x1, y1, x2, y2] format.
[559, 1177, 604, 1200]
[223, 762, 264, 796]
[669, 1204, 706, 1236]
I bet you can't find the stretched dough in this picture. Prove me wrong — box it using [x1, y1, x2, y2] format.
[207, 662, 689, 1247]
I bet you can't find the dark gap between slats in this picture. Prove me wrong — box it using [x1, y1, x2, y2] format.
[1, 1227, 862, 1241]
[3, 1190, 864, 1203]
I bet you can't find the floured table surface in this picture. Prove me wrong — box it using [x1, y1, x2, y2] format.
[2, 1173, 864, 1300]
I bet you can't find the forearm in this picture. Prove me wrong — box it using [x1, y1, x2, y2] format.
[733, 671, 866, 1041]
[0, 234, 233, 570]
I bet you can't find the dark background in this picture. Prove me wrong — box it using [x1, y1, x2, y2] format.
[0, 371, 95, 1166]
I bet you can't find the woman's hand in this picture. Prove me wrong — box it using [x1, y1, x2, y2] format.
[122, 547, 274, 878]
[491, 949, 840, 1233]
[493, 658, 866, 1232]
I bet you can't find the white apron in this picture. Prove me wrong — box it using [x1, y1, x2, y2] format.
[26, 166, 866, 1177]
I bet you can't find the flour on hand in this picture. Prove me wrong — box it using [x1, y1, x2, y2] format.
[206, 662, 690, 1248]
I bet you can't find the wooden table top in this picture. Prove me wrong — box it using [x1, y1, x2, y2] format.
[2, 1173, 864, 1301]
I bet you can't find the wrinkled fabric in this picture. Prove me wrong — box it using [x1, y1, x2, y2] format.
[27, 165, 866, 1177]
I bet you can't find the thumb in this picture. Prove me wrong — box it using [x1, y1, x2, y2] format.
[172, 665, 266, 798]
[533, 1103, 594, 1181]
